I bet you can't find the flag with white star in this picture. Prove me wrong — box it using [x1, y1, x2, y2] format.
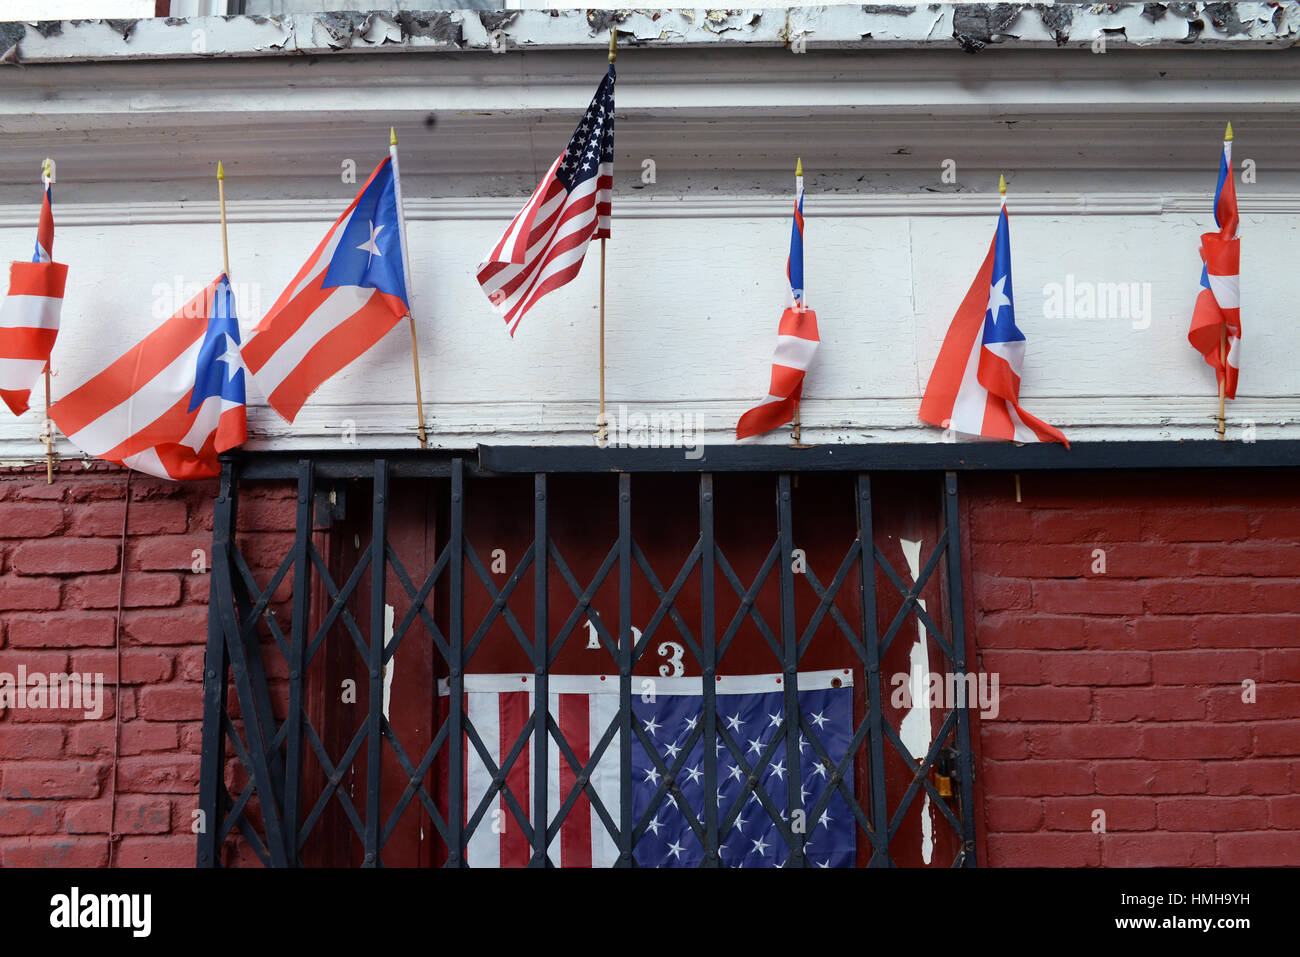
[50, 273, 247, 480]
[443, 669, 856, 867]
[477, 64, 615, 337]
[243, 155, 411, 423]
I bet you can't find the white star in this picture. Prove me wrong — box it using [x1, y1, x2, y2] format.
[356, 220, 384, 265]
[734, 812, 748, 832]
[818, 810, 833, 829]
[684, 715, 698, 732]
[644, 767, 660, 785]
[725, 714, 743, 732]
[809, 710, 829, 730]
[811, 762, 828, 779]
[726, 765, 743, 782]
[665, 793, 678, 809]
[751, 835, 770, 856]
[685, 765, 702, 785]
[799, 733, 809, 753]
[816, 860, 829, 868]
[643, 715, 660, 736]
[646, 816, 663, 836]
[770, 760, 786, 781]
[767, 712, 782, 728]
[666, 839, 685, 860]
[664, 741, 681, 759]
[747, 738, 763, 756]
[214, 333, 242, 382]
[986, 275, 1011, 325]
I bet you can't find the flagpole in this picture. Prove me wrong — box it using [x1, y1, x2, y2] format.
[216, 161, 231, 276]
[1216, 122, 1233, 441]
[41, 157, 55, 485]
[789, 157, 813, 450]
[596, 30, 616, 447]
[389, 127, 429, 450]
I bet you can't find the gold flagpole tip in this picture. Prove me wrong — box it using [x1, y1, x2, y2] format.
[608, 29, 617, 63]
[795, 157, 803, 177]
[1224, 121, 1234, 142]
[390, 126, 398, 147]
[998, 174, 1007, 196]
[41, 157, 53, 181]
[217, 160, 225, 181]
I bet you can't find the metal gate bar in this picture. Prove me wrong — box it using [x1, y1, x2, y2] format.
[199, 456, 978, 867]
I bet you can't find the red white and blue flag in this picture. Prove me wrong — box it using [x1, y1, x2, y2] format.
[736, 162, 820, 440]
[0, 179, 66, 416]
[1187, 128, 1240, 399]
[244, 156, 410, 422]
[49, 275, 247, 480]
[477, 65, 615, 336]
[442, 670, 856, 868]
[920, 194, 1068, 447]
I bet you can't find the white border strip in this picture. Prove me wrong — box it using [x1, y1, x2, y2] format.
[437, 668, 854, 697]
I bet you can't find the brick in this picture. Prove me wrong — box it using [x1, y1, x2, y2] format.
[976, 546, 1094, 579]
[1101, 833, 1216, 867]
[1156, 797, 1267, 832]
[1094, 688, 1207, 722]
[1216, 832, 1300, 867]
[138, 683, 204, 721]
[1268, 795, 1300, 828]
[174, 647, 206, 683]
[979, 725, 1030, 759]
[1143, 580, 1300, 616]
[0, 504, 65, 539]
[69, 651, 174, 684]
[1254, 720, 1300, 756]
[1141, 509, 1251, 543]
[970, 505, 1035, 543]
[0, 725, 65, 759]
[1187, 543, 1300, 577]
[66, 573, 181, 609]
[117, 755, 199, 794]
[1043, 796, 1155, 832]
[1261, 650, 1300, 681]
[68, 721, 178, 757]
[7, 613, 118, 648]
[0, 761, 104, 799]
[976, 615, 1087, 650]
[974, 575, 1031, 612]
[67, 501, 189, 537]
[0, 802, 61, 835]
[65, 797, 171, 835]
[986, 833, 1101, 867]
[1031, 509, 1145, 544]
[123, 608, 206, 646]
[1206, 685, 1297, 721]
[1033, 581, 1144, 616]
[1193, 615, 1300, 647]
[235, 492, 297, 533]
[983, 760, 1094, 796]
[0, 577, 60, 611]
[1140, 725, 1251, 760]
[10, 540, 118, 576]
[984, 797, 1042, 832]
[1150, 650, 1260, 685]
[977, 651, 1042, 685]
[0, 836, 108, 868]
[129, 535, 209, 572]
[996, 686, 1093, 722]
[1206, 760, 1294, 796]
[1038, 652, 1150, 686]
[1095, 761, 1207, 795]
[1028, 725, 1142, 759]
[114, 836, 195, 868]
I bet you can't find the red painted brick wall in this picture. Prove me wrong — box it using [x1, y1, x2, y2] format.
[0, 465, 295, 868]
[1, 464, 1295, 867]
[964, 470, 1300, 867]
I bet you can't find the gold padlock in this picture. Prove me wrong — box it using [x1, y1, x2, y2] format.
[935, 773, 953, 798]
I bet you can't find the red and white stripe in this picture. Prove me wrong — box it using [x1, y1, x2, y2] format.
[48, 276, 245, 481]
[0, 261, 66, 417]
[735, 305, 820, 440]
[476, 155, 612, 337]
[243, 159, 408, 423]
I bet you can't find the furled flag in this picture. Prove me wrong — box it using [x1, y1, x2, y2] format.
[736, 159, 820, 440]
[441, 670, 856, 868]
[919, 179, 1068, 447]
[0, 173, 67, 416]
[1187, 123, 1241, 400]
[477, 64, 615, 336]
[49, 275, 246, 480]
[243, 156, 410, 422]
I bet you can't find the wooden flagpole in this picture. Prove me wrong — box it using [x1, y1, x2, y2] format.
[41, 157, 55, 484]
[596, 30, 616, 447]
[1216, 122, 1233, 441]
[389, 127, 429, 449]
[789, 158, 813, 450]
[217, 160, 230, 276]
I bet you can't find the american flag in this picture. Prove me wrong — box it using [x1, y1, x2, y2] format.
[0, 180, 66, 416]
[477, 65, 615, 336]
[442, 670, 856, 867]
[736, 162, 821, 440]
[49, 275, 246, 480]
[919, 191, 1068, 446]
[244, 155, 410, 423]
[1188, 127, 1241, 399]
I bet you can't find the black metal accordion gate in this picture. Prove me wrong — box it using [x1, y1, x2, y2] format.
[197, 451, 978, 868]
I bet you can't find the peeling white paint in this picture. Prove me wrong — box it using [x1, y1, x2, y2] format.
[897, 537, 934, 866]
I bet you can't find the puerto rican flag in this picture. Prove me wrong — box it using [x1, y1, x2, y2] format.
[919, 196, 1068, 447]
[1187, 130, 1240, 399]
[736, 163, 820, 440]
[0, 180, 67, 416]
[477, 65, 614, 337]
[49, 275, 247, 480]
[244, 155, 410, 423]
[440, 670, 855, 868]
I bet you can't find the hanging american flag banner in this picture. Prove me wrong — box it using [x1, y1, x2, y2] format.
[919, 181, 1068, 447]
[477, 65, 615, 336]
[1187, 124, 1241, 400]
[49, 275, 246, 480]
[737, 159, 820, 440]
[0, 177, 67, 417]
[441, 669, 856, 867]
[243, 156, 410, 423]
